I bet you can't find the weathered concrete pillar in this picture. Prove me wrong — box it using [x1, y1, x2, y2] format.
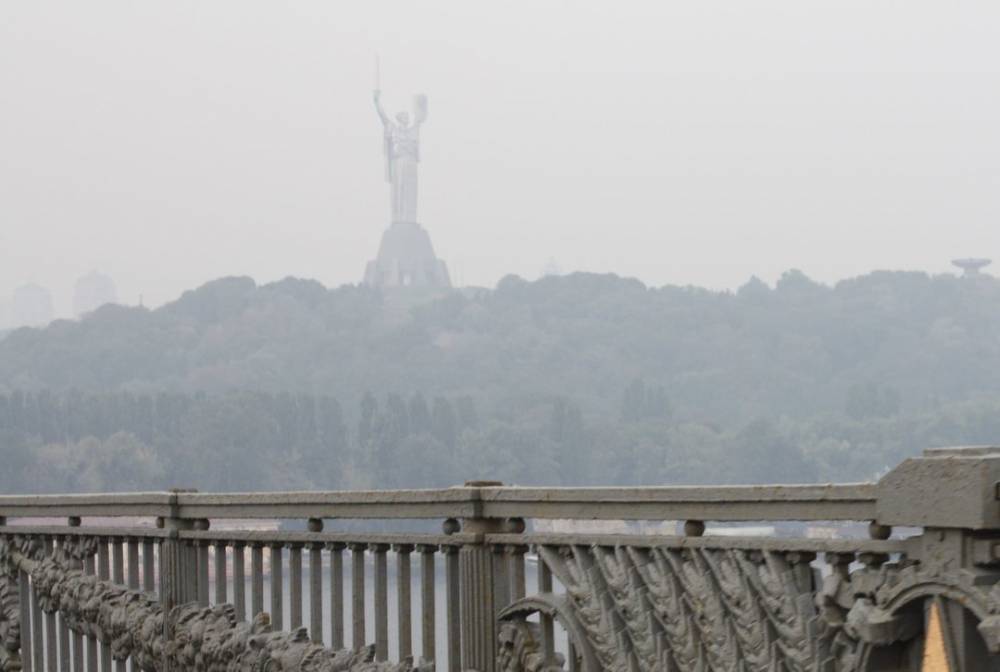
[157, 489, 196, 672]
[872, 447, 1000, 669]
[459, 481, 504, 672]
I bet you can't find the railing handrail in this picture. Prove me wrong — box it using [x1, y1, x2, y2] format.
[0, 492, 176, 518]
[0, 482, 878, 522]
[478, 482, 876, 521]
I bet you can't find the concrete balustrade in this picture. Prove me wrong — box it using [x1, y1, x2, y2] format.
[0, 446, 998, 670]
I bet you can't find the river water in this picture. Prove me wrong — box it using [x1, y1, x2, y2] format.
[244, 559, 568, 668]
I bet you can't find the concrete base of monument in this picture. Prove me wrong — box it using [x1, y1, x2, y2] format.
[362, 220, 451, 289]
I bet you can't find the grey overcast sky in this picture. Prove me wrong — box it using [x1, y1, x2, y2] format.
[1, 1, 998, 313]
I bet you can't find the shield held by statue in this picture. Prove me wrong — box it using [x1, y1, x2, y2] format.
[413, 94, 428, 124]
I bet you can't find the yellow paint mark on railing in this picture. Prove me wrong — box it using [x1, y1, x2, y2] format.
[922, 600, 950, 672]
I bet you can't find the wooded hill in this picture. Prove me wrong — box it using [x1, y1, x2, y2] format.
[2, 269, 999, 491]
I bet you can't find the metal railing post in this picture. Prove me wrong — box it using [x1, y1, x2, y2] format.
[458, 480, 505, 672]
[873, 447, 1000, 668]
[157, 488, 196, 672]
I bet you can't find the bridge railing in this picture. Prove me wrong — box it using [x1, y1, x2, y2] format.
[0, 446, 997, 671]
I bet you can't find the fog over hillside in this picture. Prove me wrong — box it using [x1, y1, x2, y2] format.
[3, 2, 998, 493]
[3, 270, 999, 415]
[2, 270, 1000, 492]
[3, 2, 999, 310]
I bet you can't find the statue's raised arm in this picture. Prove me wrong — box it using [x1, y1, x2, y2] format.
[373, 90, 392, 128]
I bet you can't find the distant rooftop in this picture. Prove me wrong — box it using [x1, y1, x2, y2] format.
[951, 258, 992, 276]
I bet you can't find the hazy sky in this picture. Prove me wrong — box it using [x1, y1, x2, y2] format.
[2, 2, 998, 314]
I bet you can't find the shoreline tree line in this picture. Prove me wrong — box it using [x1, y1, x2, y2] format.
[1, 269, 999, 492]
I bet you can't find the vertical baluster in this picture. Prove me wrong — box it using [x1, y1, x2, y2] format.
[178, 539, 189, 604]
[157, 536, 165, 603]
[538, 550, 555, 662]
[112, 538, 126, 672]
[232, 543, 246, 622]
[127, 540, 139, 672]
[183, 541, 198, 605]
[445, 545, 460, 672]
[71, 619, 81, 672]
[492, 543, 509, 617]
[18, 566, 32, 672]
[123, 539, 138, 672]
[84, 553, 96, 672]
[350, 543, 366, 651]
[157, 537, 166, 605]
[112, 538, 124, 587]
[395, 545, 413, 661]
[70, 592, 82, 672]
[70, 602, 82, 672]
[197, 541, 210, 607]
[45, 538, 57, 672]
[289, 544, 303, 630]
[329, 543, 345, 650]
[270, 543, 284, 630]
[31, 556, 44, 672]
[308, 543, 323, 644]
[45, 605, 57, 672]
[142, 540, 155, 594]
[373, 545, 389, 661]
[64, 518, 82, 672]
[97, 540, 111, 672]
[418, 545, 436, 663]
[56, 538, 70, 672]
[509, 545, 527, 601]
[127, 540, 140, 589]
[168, 539, 180, 606]
[214, 542, 228, 606]
[251, 544, 264, 619]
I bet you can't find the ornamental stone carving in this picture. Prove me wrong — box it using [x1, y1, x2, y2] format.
[0, 537, 432, 672]
[497, 542, 1000, 672]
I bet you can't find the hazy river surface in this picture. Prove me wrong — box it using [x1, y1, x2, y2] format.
[243, 559, 568, 668]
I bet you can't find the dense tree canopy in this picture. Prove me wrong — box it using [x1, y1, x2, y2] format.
[1, 269, 999, 491]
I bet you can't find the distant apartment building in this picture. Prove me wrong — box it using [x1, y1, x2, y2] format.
[73, 270, 119, 317]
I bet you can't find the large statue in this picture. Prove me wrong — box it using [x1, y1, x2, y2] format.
[362, 79, 450, 289]
[374, 90, 427, 223]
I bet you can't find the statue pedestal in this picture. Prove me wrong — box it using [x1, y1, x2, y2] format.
[363, 221, 451, 289]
